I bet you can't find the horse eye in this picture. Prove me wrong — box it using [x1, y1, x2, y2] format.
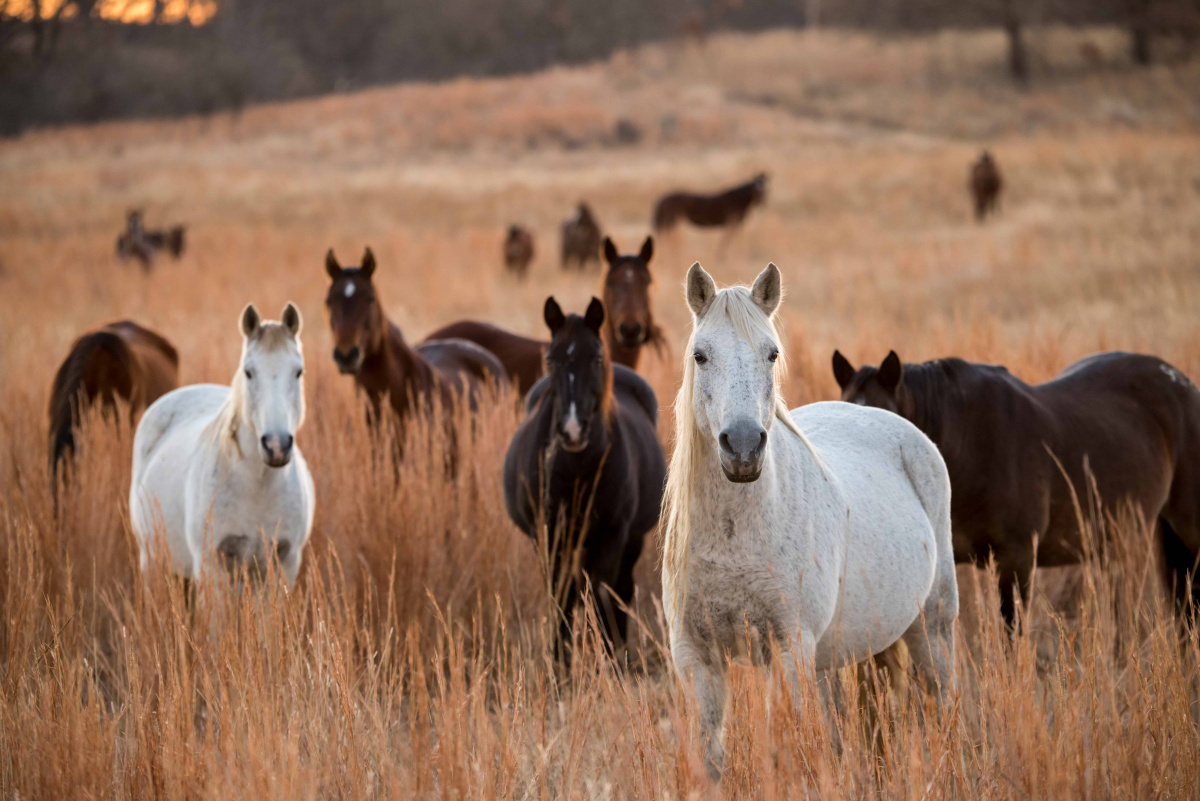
[768, 350, 779, 363]
[244, 369, 253, 380]
[295, 368, 304, 379]
[693, 351, 707, 365]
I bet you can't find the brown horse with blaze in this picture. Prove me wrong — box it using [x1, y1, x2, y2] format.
[324, 247, 507, 425]
[601, 235, 666, 372]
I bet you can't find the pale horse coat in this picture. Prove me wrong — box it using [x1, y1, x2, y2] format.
[130, 303, 315, 585]
[661, 263, 958, 779]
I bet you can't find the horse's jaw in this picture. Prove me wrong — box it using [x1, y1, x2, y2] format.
[720, 464, 762, 483]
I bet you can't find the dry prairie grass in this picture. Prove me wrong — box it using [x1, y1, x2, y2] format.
[2, 25, 1200, 799]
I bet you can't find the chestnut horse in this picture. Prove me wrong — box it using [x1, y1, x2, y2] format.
[561, 202, 602, 270]
[49, 320, 179, 487]
[601, 235, 666, 372]
[504, 224, 535, 278]
[970, 151, 1002, 222]
[422, 321, 545, 396]
[652, 173, 767, 232]
[834, 349, 1200, 624]
[324, 248, 507, 425]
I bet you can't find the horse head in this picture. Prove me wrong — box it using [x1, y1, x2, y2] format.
[324, 247, 385, 374]
[831, 350, 912, 418]
[542, 296, 611, 453]
[602, 235, 658, 351]
[238, 302, 305, 468]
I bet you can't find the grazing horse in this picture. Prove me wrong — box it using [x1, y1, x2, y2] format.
[116, 210, 186, 272]
[130, 304, 314, 585]
[601, 236, 667, 371]
[833, 349, 1200, 623]
[970, 151, 1002, 222]
[422, 321, 545, 396]
[48, 320, 179, 488]
[324, 248, 507, 423]
[652, 173, 767, 233]
[663, 264, 957, 780]
[504, 224, 535, 278]
[561, 203, 602, 270]
[503, 297, 666, 651]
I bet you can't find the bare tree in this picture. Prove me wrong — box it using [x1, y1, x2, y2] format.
[1127, 0, 1153, 63]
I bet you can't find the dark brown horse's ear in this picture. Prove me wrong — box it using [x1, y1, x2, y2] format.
[878, 350, 903, 392]
[603, 237, 618, 264]
[240, 304, 261, 338]
[544, 297, 566, 334]
[832, 350, 856, 390]
[325, 249, 341, 280]
[281, 302, 302, 337]
[584, 297, 605, 332]
[361, 247, 376, 279]
[639, 236, 653, 263]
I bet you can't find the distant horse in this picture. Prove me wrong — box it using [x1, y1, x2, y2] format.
[561, 203, 602, 270]
[48, 320, 179, 488]
[970, 151, 1002, 222]
[664, 264, 956, 780]
[503, 297, 666, 651]
[116, 210, 186, 272]
[422, 320, 545, 396]
[834, 349, 1200, 624]
[324, 248, 507, 424]
[601, 236, 667, 372]
[130, 304, 314, 584]
[652, 173, 767, 233]
[504, 224, 535, 278]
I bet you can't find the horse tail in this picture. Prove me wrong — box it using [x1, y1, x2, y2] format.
[167, 226, 185, 257]
[48, 330, 137, 488]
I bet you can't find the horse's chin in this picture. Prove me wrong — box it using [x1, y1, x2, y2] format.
[720, 464, 762, 483]
[557, 436, 589, 454]
[335, 362, 361, 375]
[262, 452, 293, 468]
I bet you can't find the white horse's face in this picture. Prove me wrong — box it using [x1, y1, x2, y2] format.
[239, 303, 306, 468]
[686, 262, 783, 483]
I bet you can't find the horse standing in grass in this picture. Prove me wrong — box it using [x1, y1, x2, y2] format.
[561, 202, 602, 270]
[422, 320, 546, 396]
[49, 320, 179, 489]
[130, 304, 314, 585]
[833, 349, 1200, 624]
[116, 210, 185, 272]
[663, 264, 957, 780]
[652, 173, 767, 233]
[503, 224, 535, 278]
[601, 236, 666, 372]
[970, 151, 1002, 222]
[324, 248, 507, 423]
[504, 297, 666, 652]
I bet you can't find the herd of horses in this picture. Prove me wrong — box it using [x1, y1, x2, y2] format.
[49, 153, 1200, 780]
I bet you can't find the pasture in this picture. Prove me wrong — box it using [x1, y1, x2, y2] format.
[2, 26, 1200, 797]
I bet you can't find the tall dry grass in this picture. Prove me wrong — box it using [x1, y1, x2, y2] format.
[2, 25, 1200, 798]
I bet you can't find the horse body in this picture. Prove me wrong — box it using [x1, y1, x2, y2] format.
[970, 151, 1002, 221]
[325, 248, 506, 422]
[835, 349, 1200, 620]
[503, 298, 666, 648]
[49, 320, 179, 484]
[561, 203, 602, 269]
[601, 236, 666, 371]
[116, 210, 185, 271]
[423, 320, 546, 396]
[653, 173, 766, 231]
[503, 225, 534, 277]
[130, 304, 314, 584]
[666, 265, 956, 779]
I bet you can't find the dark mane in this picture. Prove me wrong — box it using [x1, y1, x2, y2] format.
[48, 330, 135, 480]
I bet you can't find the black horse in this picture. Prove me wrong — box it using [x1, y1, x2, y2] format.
[504, 297, 666, 653]
[833, 349, 1200, 627]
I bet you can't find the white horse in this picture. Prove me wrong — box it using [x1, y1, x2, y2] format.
[130, 303, 315, 586]
[661, 263, 958, 779]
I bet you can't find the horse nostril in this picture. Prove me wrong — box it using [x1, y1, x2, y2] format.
[280, 434, 294, 452]
[261, 435, 270, 451]
[719, 432, 732, 454]
[755, 431, 767, 456]
[275, 540, 292, 562]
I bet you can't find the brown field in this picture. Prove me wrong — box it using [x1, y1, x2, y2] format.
[3, 26, 1200, 798]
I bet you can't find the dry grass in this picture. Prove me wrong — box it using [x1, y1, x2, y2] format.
[2, 25, 1200, 798]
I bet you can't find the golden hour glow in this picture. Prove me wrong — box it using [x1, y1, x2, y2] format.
[6, 0, 216, 24]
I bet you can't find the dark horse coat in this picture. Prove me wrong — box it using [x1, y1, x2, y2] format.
[504, 297, 666, 649]
[652, 173, 767, 231]
[834, 349, 1200, 624]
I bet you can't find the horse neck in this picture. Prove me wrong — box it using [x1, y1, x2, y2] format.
[359, 319, 436, 418]
[902, 361, 953, 446]
[605, 330, 641, 371]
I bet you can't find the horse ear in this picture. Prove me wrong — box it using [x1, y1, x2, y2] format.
[686, 262, 716, 317]
[543, 297, 566, 334]
[750, 263, 782, 316]
[361, 247, 376, 279]
[832, 350, 856, 390]
[639, 235, 653, 263]
[325, 249, 341, 280]
[878, 350, 904, 392]
[240, 304, 261, 338]
[603, 237, 617, 264]
[281, 302, 302, 337]
[584, 297, 605, 332]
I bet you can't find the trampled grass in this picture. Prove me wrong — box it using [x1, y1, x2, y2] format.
[1, 25, 1199, 799]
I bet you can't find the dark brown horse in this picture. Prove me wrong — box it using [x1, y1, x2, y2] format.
[116, 210, 186, 272]
[601, 235, 666, 372]
[504, 224, 535, 278]
[561, 202, 602, 270]
[833, 349, 1200, 624]
[503, 297, 666, 652]
[970, 151, 1003, 222]
[653, 173, 767, 232]
[324, 248, 507, 424]
[49, 320, 179, 486]
[422, 321, 545, 396]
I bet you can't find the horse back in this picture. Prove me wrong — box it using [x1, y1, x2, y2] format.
[417, 337, 508, 405]
[423, 321, 545, 395]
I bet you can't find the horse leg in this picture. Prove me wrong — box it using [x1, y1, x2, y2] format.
[672, 637, 727, 781]
[610, 532, 645, 648]
[998, 561, 1032, 634]
[901, 567, 959, 708]
[1160, 517, 1200, 619]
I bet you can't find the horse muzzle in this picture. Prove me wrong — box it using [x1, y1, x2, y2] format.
[332, 345, 363, 374]
[616, 321, 646, 348]
[260, 432, 294, 467]
[718, 423, 767, 483]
